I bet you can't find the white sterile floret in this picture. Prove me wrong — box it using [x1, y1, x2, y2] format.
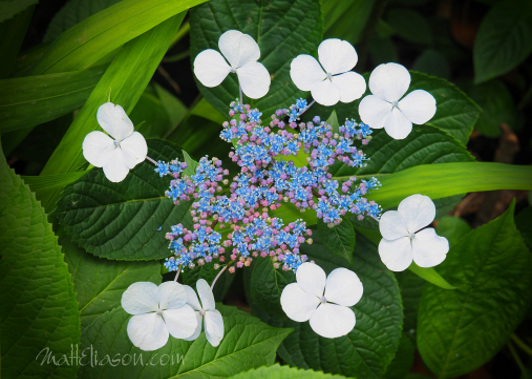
[121, 281, 198, 351]
[358, 62, 437, 140]
[193, 30, 271, 99]
[183, 279, 224, 347]
[290, 38, 366, 107]
[378, 194, 449, 272]
[280, 262, 363, 338]
[82, 102, 147, 182]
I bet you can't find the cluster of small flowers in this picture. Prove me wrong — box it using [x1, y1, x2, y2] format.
[222, 99, 381, 225]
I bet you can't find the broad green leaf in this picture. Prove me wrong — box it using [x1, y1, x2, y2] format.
[44, 0, 122, 42]
[369, 37, 398, 66]
[460, 79, 517, 137]
[255, 234, 403, 378]
[22, 171, 87, 192]
[408, 264, 456, 290]
[412, 49, 450, 79]
[229, 363, 348, 378]
[322, 0, 374, 43]
[473, 0, 532, 83]
[0, 144, 80, 378]
[0, 0, 36, 23]
[385, 8, 433, 45]
[189, 0, 322, 117]
[182, 150, 200, 177]
[417, 202, 532, 378]
[368, 162, 532, 209]
[395, 270, 425, 338]
[31, 0, 207, 74]
[0, 66, 104, 133]
[80, 305, 291, 378]
[154, 83, 188, 133]
[383, 334, 415, 379]
[189, 97, 227, 125]
[61, 234, 161, 327]
[129, 86, 175, 138]
[39, 14, 186, 210]
[317, 217, 356, 264]
[436, 216, 472, 248]
[55, 139, 192, 261]
[516, 206, 532, 252]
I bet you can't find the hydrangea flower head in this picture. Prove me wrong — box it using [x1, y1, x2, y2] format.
[183, 279, 224, 347]
[378, 194, 449, 271]
[82, 102, 147, 182]
[358, 63, 436, 140]
[290, 38, 366, 106]
[121, 281, 198, 351]
[280, 262, 363, 338]
[193, 30, 271, 99]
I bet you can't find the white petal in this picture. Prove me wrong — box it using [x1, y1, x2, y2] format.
[324, 268, 363, 307]
[158, 281, 187, 310]
[196, 278, 215, 310]
[127, 313, 168, 351]
[82, 131, 115, 168]
[379, 210, 409, 240]
[163, 304, 198, 339]
[280, 283, 320, 322]
[290, 54, 326, 91]
[102, 148, 130, 182]
[237, 61, 271, 99]
[398, 194, 435, 233]
[369, 63, 410, 103]
[378, 237, 413, 272]
[120, 131, 147, 169]
[218, 30, 260, 68]
[398, 89, 437, 125]
[296, 262, 326, 297]
[193, 49, 232, 87]
[358, 95, 392, 129]
[311, 79, 341, 107]
[183, 312, 203, 341]
[184, 285, 201, 311]
[412, 228, 449, 268]
[309, 303, 355, 338]
[204, 309, 224, 347]
[331, 71, 366, 103]
[318, 38, 358, 75]
[383, 107, 413, 140]
[97, 102, 134, 141]
[121, 282, 158, 315]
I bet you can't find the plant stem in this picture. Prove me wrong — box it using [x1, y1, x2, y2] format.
[211, 262, 232, 289]
[511, 333, 532, 357]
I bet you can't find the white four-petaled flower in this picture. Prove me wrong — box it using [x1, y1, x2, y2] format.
[121, 281, 198, 351]
[82, 102, 147, 182]
[378, 194, 449, 272]
[183, 279, 224, 347]
[358, 62, 437, 140]
[280, 262, 363, 338]
[193, 30, 271, 99]
[290, 38, 366, 107]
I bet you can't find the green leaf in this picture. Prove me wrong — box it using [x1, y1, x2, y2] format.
[154, 83, 188, 133]
[412, 49, 450, 79]
[417, 201, 532, 378]
[383, 333, 415, 379]
[474, 0, 532, 83]
[182, 150, 199, 178]
[460, 79, 517, 137]
[0, 3, 34, 78]
[385, 8, 433, 45]
[55, 139, 192, 261]
[189, 0, 323, 117]
[80, 304, 291, 378]
[0, 66, 105, 133]
[322, 0, 374, 43]
[395, 270, 425, 338]
[254, 234, 403, 378]
[436, 216, 472, 248]
[44, 0, 122, 43]
[516, 206, 532, 252]
[0, 0, 37, 23]
[0, 144, 80, 378]
[408, 264, 456, 290]
[181, 262, 235, 302]
[317, 217, 356, 264]
[129, 86, 175, 139]
[39, 14, 186, 210]
[60, 234, 161, 327]
[22, 171, 87, 192]
[31, 0, 207, 74]
[367, 162, 532, 209]
[229, 363, 349, 378]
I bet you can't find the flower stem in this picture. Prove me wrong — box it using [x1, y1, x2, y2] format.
[508, 341, 527, 377]
[298, 100, 315, 118]
[145, 156, 158, 165]
[511, 333, 532, 357]
[174, 265, 183, 282]
[211, 262, 232, 289]
[239, 86, 243, 105]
